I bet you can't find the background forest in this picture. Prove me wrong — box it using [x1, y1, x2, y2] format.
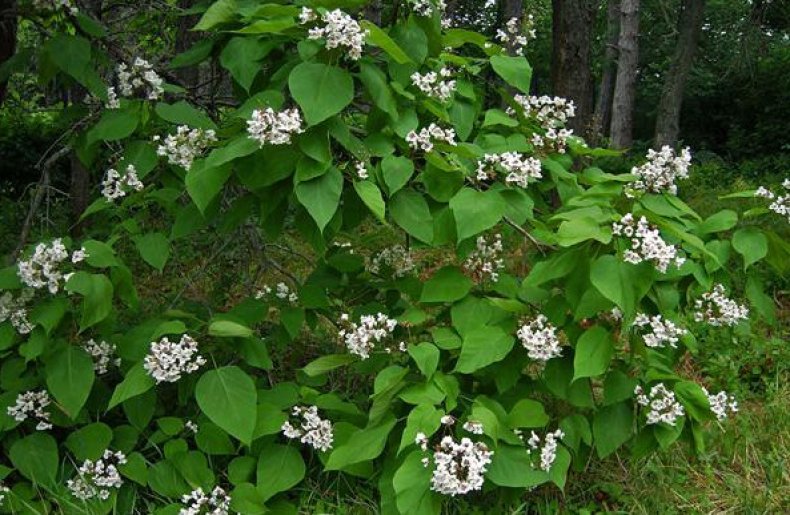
[0, 0, 788, 513]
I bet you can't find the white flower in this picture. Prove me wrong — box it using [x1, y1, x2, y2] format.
[298, 6, 317, 24]
[114, 58, 164, 101]
[101, 164, 144, 202]
[83, 338, 121, 375]
[0, 289, 35, 334]
[612, 213, 684, 273]
[304, 9, 368, 60]
[32, 0, 78, 15]
[179, 486, 231, 515]
[754, 179, 790, 223]
[509, 95, 575, 153]
[415, 432, 429, 451]
[702, 387, 738, 421]
[627, 146, 692, 197]
[338, 313, 398, 359]
[255, 282, 298, 304]
[67, 450, 126, 501]
[693, 283, 749, 327]
[517, 315, 562, 362]
[525, 429, 564, 471]
[475, 152, 542, 188]
[143, 334, 206, 383]
[406, 123, 457, 152]
[632, 313, 687, 349]
[495, 15, 536, 56]
[247, 107, 304, 146]
[411, 68, 456, 102]
[428, 436, 493, 496]
[355, 161, 369, 179]
[7, 390, 52, 430]
[105, 86, 120, 109]
[462, 420, 484, 434]
[17, 238, 74, 293]
[634, 383, 685, 426]
[281, 405, 334, 452]
[365, 245, 415, 277]
[412, 0, 447, 17]
[463, 234, 505, 283]
[155, 125, 217, 171]
[185, 420, 199, 434]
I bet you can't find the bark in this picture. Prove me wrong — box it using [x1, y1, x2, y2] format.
[610, 0, 639, 149]
[654, 0, 706, 148]
[364, 0, 382, 25]
[175, 0, 201, 89]
[591, 0, 621, 146]
[0, 0, 17, 106]
[551, 0, 597, 139]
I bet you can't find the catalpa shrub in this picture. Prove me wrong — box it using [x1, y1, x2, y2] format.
[0, 1, 785, 513]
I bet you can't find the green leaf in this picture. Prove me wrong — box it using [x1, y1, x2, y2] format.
[219, 37, 274, 92]
[325, 416, 397, 470]
[593, 402, 633, 458]
[490, 54, 532, 93]
[590, 255, 650, 318]
[573, 326, 614, 381]
[381, 155, 414, 195]
[697, 209, 738, 234]
[194, 0, 237, 30]
[302, 354, 357, 377]
[455, 325, 515, 373]
[155, 101, 217, 130]
[398, 405, 444, 453]
[354, 180, 386, 221]
[256, 444, 305, 502]
[81, 240, 120, 268]
[732, 227, 767, 269]
[556, 217, 612, 246]
[208, 320, 254, 338]
[295, 167, 343, 232]
[393, 451, 441, 515]
[390, 189, 434, 243]
[65, 272, 114, 331]
[186, 162, 232, 213]
[134, 232, 170, 272]
[507, 399, 549, 428]
[487, 444, 549, 488]
[361, 21, 413, 64]
[449, 188, 506, 242]
[196, 366, 257, 445]
[10, 433, 58, 489]
[289, 63, 354, 126]
[408, 343, 440, 378]
[66, 423, 114, 461]
[87, 109, 138, 145]
[419, 266, 472, 303]
[108, 362, 155, 409]
[359, 62, 398, 119]
[45, 345, 95, 418]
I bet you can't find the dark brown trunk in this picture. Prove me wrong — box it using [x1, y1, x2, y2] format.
[0, 0, 17, 105]
[654, 0, 705, 147]
[551, 0, 597, 139]
[591, 0, 620, 146]
[364, 0, 382, 25]
[610, 0, 639, 149]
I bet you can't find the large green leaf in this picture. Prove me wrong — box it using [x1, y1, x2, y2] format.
[361, 21, 413, 64]
[9, 433, 58, 489]
[390, 189, 433, 243]
[196, 366, 257, 445]
[358, 62, 398, 119]
[325, 416, 397, 470]
[295, 166, 343, 232]
[419, 266, 472, 303]
[302, 354, 356, 377]
[393, 451, 441, 515]
[732, 227, 767, 269]
[219, 37, 274, 92]
[489, 54, 532, 93]
[590, 255, 650, 318]
[381, 155, 414, 195]
[195, 0, 237, 30]
[87, 109, 138, 145]
[449, 188, 506, 242]
[65, 272, 114, 331]
[45, 345, 95, 418]
[289, 63, 354, 125]
[354, 180, 386, 221]
[487, 444, 548, 488]
[455, 325, 514, 373]
[65, 423, 113, 461]
[134, 232, 170, 272]
[593, 401, 633, 458]
[186, 162, 232, 213]
[573, 326, 614, 381]
[256, 444, 305, 502]
[398, 404, 444, 453]
[108, 362, 155, 409]
[155, 101, 217, 130]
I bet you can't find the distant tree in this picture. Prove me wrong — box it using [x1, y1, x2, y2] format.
[591, 0, 621, 146]
[0, 0, 17, 105]
[610, 0, 640, 148]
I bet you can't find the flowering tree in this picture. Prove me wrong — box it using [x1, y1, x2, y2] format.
[0, 0, 785, 513]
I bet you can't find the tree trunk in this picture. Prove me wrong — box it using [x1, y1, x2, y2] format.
[654, 0, 705, 148]
[610, 0, 639, 149]
[175, 0, 201, 89]
[591, 0, 621, 146]
[551, 0, 597, 139]
[0, 0, 17, 106]
[364, 0, 382, 25]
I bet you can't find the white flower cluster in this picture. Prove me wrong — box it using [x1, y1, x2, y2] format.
[475, 152, 542, 188]
[355, 161, 369, 180]
[143, 334, 206, 383]
[301, 8, 368, 60]
[628, 146, 692, 197]
[154, 125, 217, 171]
[0, 289, 35, 334]
[411, 67, 456, 102]
[247, 108, 304, 146]
[427, 436, 493, 496]
[255, 282, 298, 304]
[755, 179, 790, 223]
[0, 483, 8, 507]
[520, 429, 564, 471]
[632, 313, 687, 349]
[281, 405, 334, 452]
[67, 450, 126, 501]
[186, 420, 199, 434]
[406, 124, 457, 152]
[611, 213, 684, 273]
[510, 95, 575, 153]
[7, 390, 52, 430]
[693, 283, 749, 327]
[462, 420, 484, 434]
[702, 387, 738, 422]
[365, 245, 416, 277]
[634, 383, 685, 426]
[83, 339, 121, 375]
[102, 164, 144, 202]
[110, 58, 164, 103]
[463, 234, 505, 283]
[412, 0, 447, 17]
[179, 486, 232, 515]
[517, 315, 562, 362]
[496, 15, 536, 56]
[338, 313, 400, 359]
[32, 0, 78, 14]
[17, 239, 86, 294]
